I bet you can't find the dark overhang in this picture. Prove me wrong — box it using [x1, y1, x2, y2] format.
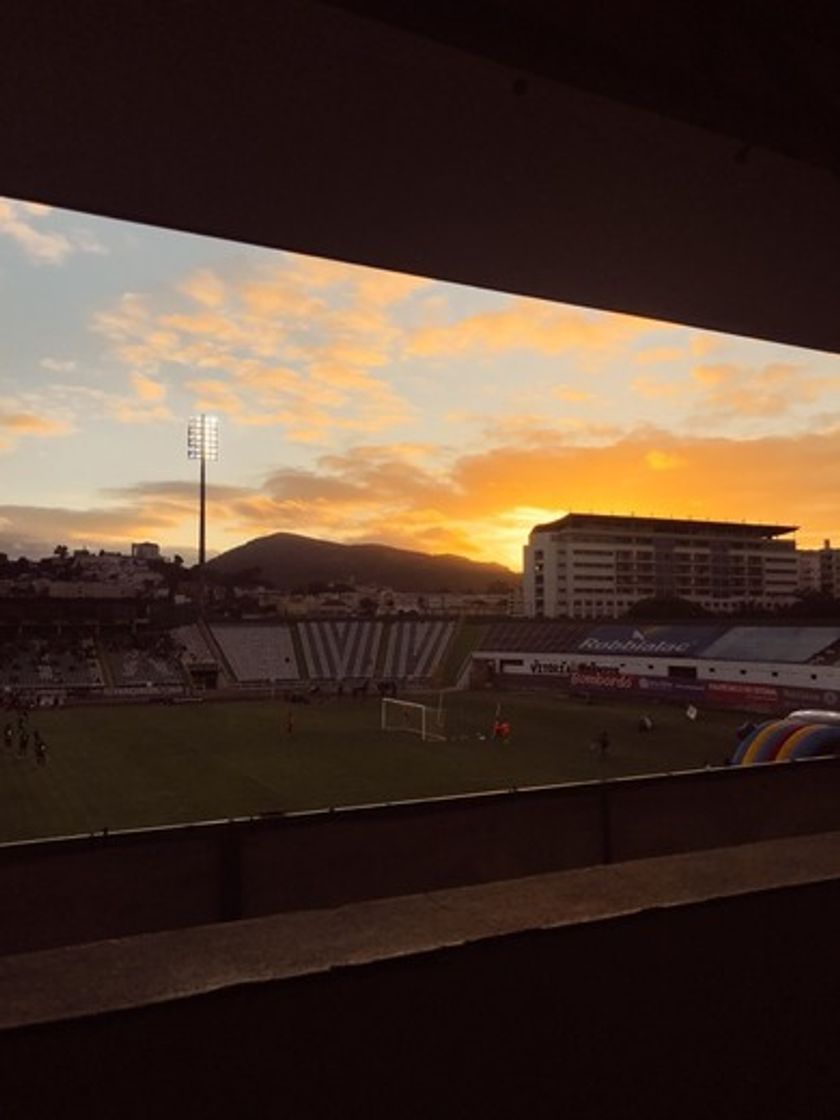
[0, 1, 837, 353]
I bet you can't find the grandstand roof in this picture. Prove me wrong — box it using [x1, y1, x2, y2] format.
[530, 514, 797, 539]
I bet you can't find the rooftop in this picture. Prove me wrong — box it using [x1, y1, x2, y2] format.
[531, 513, 798, 539]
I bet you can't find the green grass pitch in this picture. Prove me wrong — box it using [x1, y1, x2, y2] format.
[0, 691, 748, 844]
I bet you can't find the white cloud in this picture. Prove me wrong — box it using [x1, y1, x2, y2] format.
[40, 358, 78, 373]
[0, 197, 108, 265]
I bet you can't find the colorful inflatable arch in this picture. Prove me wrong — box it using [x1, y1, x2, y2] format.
[732, 714, 840, 765]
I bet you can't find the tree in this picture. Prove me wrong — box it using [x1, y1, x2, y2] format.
[486, 579, 512, 594]
[624, 596, 710, 619]
[785, 590, 840, 618]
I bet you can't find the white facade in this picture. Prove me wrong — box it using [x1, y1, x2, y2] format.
[523, 514, 799, 619]
[475, 649, 840, 693]
[131, 541, 161, 560]
[798, 540, 840, 598]
[797, 550, 821, 594]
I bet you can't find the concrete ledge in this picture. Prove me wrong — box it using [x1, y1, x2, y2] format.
[4, 829, 840, 1031]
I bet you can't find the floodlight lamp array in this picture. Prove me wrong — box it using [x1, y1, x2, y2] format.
[187, 415, 220, 461]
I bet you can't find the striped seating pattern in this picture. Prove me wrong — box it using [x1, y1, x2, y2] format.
[382, 620, 454, 679]
[298, 620, 381, 681]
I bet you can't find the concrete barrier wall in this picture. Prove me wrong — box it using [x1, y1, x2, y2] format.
[240, 786, 604, 917]
[3, 877, 840, 1119]
[0, 831, 221, 954]
[608, 756, 840, 862]
[3, 757, 840, 955]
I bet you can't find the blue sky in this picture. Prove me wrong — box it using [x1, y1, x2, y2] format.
[2, 195, 840, 569]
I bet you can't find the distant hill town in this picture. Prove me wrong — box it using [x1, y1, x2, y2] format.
[205, 532, 516, 593]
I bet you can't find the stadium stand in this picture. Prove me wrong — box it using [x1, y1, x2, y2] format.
[0, 634, 104, 691]
[808, 638, 840, 666]
[211, 624, 300, 682]
[477, 621, 840, 665]
[382, 620, 455, 680]
[101, 632, 183, 687]
[478, 620, 591, 653]
[701, 626, 840, 664]
[298, 620, 381, 681]
[172, 624, 217, 665]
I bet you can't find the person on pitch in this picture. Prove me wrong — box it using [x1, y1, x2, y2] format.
[493, 718, 511, 742]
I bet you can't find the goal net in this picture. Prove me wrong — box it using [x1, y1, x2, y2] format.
[381, 697, 446, 741]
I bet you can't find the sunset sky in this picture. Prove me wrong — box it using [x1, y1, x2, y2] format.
[2, 195, 840, 571]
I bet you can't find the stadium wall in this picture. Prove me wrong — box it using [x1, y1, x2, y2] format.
[3, 844, 840, 1119]
[4, 756, 840, 955]
[475, 651, 840, 713]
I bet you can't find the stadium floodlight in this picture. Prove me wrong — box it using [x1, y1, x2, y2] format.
[188, 414, 219, 612]
[188, 413, 219, 464]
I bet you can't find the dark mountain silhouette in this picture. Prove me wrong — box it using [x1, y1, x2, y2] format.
[205, 532, 516, 593]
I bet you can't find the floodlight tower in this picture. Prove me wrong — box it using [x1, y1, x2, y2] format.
[187, 414, 219, 613]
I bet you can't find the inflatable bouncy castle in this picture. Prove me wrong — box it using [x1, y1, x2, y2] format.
[732, 710, 840, 765]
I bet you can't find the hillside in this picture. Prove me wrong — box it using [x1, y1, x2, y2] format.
[205, 532, 516, 593]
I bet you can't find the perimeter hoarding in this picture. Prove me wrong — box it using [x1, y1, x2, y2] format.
[487, 657, 838, 714]
[570, 671, 782, 711]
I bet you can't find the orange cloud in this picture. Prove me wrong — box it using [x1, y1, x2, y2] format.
[131, 373, 167, 403]
[179, 269, 227, 308]
[691, 333, 723, 358]
[93, 255, 419, 444]
[185, 379, 246, 417]
[631, 373, 687, 400]
[0, 412, 67, 435]
[0, 409, 71, 452]
[552, 386, 596, 402]
[634, 345, 686, 365]
[691, 361, 840, 418]
[407, 298, 654, 359]
[645, 449, 685, 471]
[7, 426, 840, 566]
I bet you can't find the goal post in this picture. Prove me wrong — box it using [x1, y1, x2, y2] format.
[381, 697, 446, 741]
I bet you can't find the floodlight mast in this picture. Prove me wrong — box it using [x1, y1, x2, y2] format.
[187, 414, 219, 614]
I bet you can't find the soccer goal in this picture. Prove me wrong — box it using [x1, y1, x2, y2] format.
[381, 697, 446, 741]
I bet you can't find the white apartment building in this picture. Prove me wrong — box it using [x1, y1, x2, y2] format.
[523, 514, 799, 619]
[797, 540, 840, 598]
[797, 549, 822, 595]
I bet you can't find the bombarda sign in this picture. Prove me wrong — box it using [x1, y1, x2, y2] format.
[571, 668, 635, 690]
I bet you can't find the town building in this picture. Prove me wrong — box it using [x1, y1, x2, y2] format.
[131, 542, 161, 561]
[523, 514, 799, 619]
[797, 549, 822, 595]
[802, 541, 840, 598]
[797, 540, 840, 599]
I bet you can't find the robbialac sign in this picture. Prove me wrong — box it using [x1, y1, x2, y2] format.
[573, 625, 722, 658]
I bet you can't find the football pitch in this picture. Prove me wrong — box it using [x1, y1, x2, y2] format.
[0, 691, 747, 844]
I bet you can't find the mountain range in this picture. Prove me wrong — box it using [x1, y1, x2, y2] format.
[206, 532, 516, 593]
